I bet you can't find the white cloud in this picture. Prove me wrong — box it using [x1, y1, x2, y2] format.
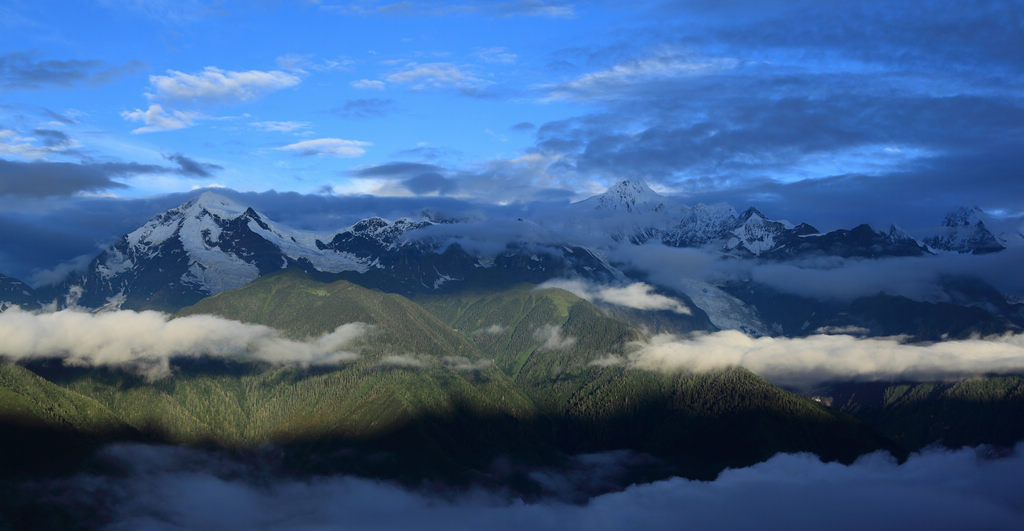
[599, 284, 692, 315]
[534, 324, 576, 351]
[0, 308, 370, 378]
[540, 279, 691, 315]
[250, 120, 310, 133]
[325, 177, 417, 197]
[146, 67, 300, 102]
[351, 79, 386, 90]
[386, 62, 487, 91]
[121, 104, 199, 133]
[278, 138, 371, 157]
[621, 330, 1024, 388]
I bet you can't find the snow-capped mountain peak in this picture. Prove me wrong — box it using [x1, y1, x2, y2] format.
[190, 191, 248, 219]
[590, 179, 665, 213]
[883, 224, 914, 243]
[68, 193, 378, 310]
[726, 207, 788, 255]
[925, 206, 1005, 254]
[125, 192, 252, 250]
[942, 206, 986, 228]
[738, 206, 766, 224]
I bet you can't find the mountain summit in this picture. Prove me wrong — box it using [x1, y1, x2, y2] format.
[588, 179, 666, 214]
[57, 192, 372, 310]
[925, 206, 1005, 254]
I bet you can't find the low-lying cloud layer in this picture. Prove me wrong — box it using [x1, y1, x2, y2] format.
[540, 279, 691, 315]
[617, 243, 1024, 302]
[612, 330, 1024, 388]
[0, 308, 371, 377]
[50, 442, 1024, 530]
[4, 308, 1023, 386]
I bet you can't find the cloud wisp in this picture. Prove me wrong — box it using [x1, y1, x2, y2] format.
[0, 308, 371, 377]
[0, 152, 221, 198]
[386, 62, 487, 92]
[350, 161, 457, 195]
[332, 98, 395, 119]
[606, 330, 1024, 388]
[250, 120, 310, 133]
[547, 49, 739, 102]
[533, 324, 576, 351]
[0, 51, 144, 90]
[540, 279, 691, 315]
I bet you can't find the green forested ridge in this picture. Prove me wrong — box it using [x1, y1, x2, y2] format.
[819, 376, 1024, 449]
[178, 268, 482, 358]
[0, 362, 143, 486]
[0, 362, 125, 433]
[1, 270, 1020, 489]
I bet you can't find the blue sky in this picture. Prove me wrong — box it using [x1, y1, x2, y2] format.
[2, 0, 1024, 279]
[2, 1, 632, 196]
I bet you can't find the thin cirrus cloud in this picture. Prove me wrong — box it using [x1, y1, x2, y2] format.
[321, 0, 575, 18]
[0, 51, 145, 90]
[278, 138, 371, 157]
[386, 62, 487, 91]
[333, 98, 395, 118]
[250, 120, 310, 133]
[145, 66, 300, 103]
[546, 50, 740, 101]
[474, 47, 517, 64]
[350, 79, 386, 90]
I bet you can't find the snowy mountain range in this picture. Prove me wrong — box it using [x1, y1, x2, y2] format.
[2, 180, 1020, 338]
[48, 192, 619, 311]
[574, 180, 930, 258]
